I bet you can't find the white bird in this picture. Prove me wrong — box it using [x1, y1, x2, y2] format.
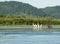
[33, 24, 37, 30]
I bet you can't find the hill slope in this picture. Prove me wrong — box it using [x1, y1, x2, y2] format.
[0, 1, 45, 17]
[42, 6, 60, 18]
[0, 1, 60, 18]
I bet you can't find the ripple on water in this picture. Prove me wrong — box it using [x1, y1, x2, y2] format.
[0, 32, 60, 44]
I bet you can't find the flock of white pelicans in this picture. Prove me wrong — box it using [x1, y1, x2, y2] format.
[33, 24, 43, 31]
[33, 24, 52, 31]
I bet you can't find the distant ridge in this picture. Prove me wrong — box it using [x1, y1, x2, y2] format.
[42, 6, 60, 18]
[0, 1, 60, 18]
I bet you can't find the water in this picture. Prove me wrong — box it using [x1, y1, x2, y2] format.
[0, 25, 60, 32]
[0, 32, 60, 44]
[0, 25, 60, 44]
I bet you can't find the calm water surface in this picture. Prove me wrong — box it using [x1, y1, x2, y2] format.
[0, 25, 60, 44]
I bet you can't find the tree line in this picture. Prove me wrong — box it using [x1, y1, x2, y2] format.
[0, 15, 60, 26]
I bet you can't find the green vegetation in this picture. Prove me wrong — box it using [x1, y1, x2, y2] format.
[0, 15, 60, 26]
[0, 1, 60, 26]
[42, 6, 60, 18]
[0, 1, 60, 18]
[0, 1, 45, 17]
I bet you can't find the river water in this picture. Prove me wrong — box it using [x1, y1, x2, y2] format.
[0, 25, 60, 44]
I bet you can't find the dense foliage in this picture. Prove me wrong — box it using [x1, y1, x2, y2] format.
[0, 1, 45, 17]
[42, 6, 60, 18]
[0, 15, 60, 25]
[0, 1, 60, 18]
[0, 1, 60, 25]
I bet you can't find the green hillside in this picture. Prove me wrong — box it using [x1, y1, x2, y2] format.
[0, 1, 60, 25]
[42, 6, 60, 18]
[0, 1, 60, 18]
[0, 1, 45, 17]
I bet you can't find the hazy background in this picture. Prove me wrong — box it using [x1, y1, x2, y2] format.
[0, 0, 60, 8]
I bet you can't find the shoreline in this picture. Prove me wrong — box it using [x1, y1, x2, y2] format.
[0, 25, 60, 26]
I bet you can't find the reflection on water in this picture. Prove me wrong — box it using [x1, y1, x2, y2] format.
[0, 25, 60, 32]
